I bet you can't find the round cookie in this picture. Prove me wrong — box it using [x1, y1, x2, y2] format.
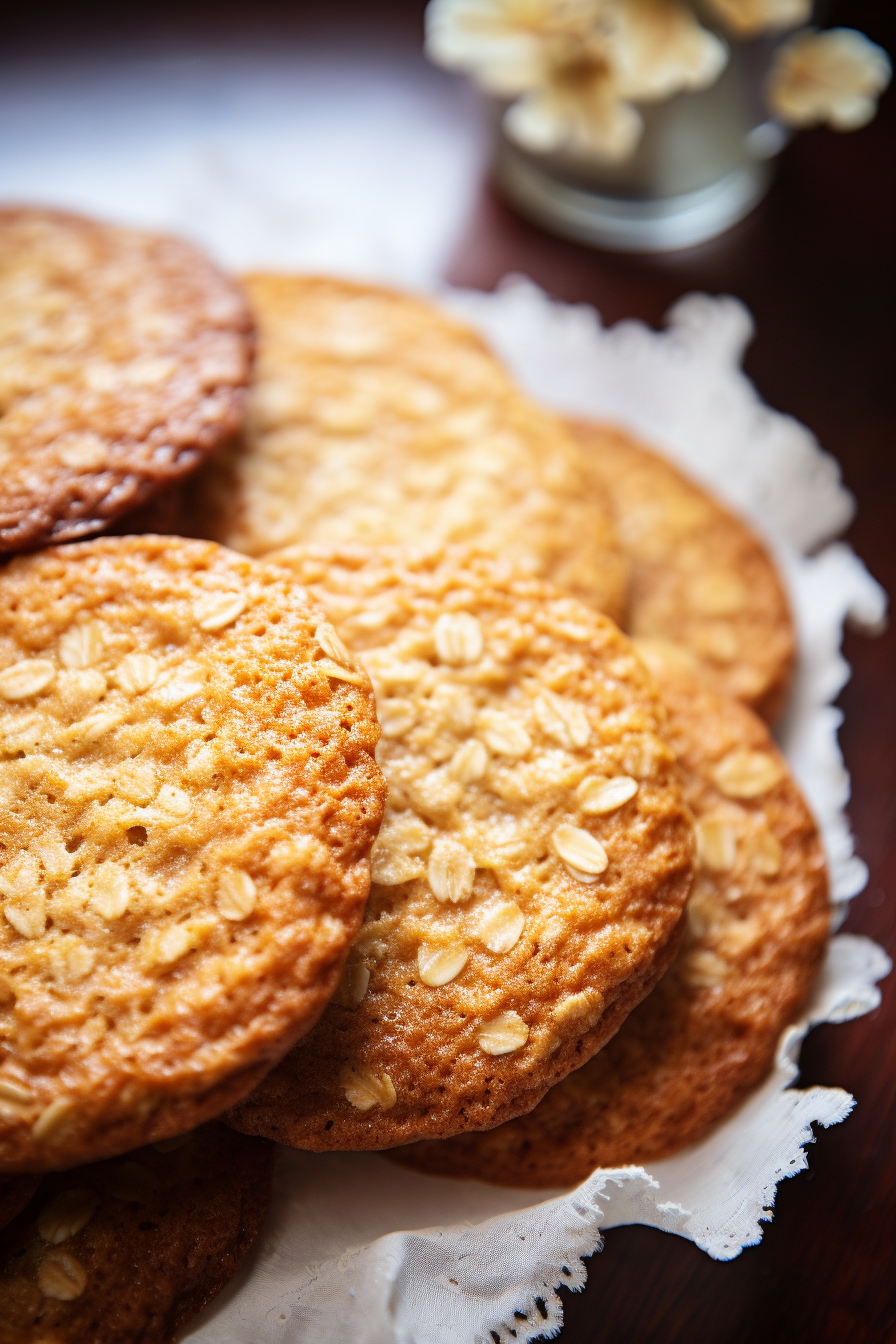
[0, 1122, 272, 1343]
[225, 547, 694, 1151]
[196, 274, 628, 623]
[396, 647, 829, 1186]
[0, 536, 385, 1171]
[0, 207, 253, 552]
[569, 420, 795, 723]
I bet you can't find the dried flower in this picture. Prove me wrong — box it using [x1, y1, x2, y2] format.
[703, 0, 810, 39]
[767, 28, 892, 130]
[505, 63, 644, 159]
[426, 0, 559, 98]
[426, 0, 727, 161]
[613, 0, 728, 101]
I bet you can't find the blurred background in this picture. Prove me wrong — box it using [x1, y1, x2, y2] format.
[3, 3, 894, 1341]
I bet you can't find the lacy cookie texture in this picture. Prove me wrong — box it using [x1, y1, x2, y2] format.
[0, 208, 253, 552]
[397, 649, 829, 1185]
[226, 547, 694, 1150]
[0, 536, 385, 1170]
[569, 421, 795, 722]
[199, 275, 628, 622]
[0, 1123, 272, 1343]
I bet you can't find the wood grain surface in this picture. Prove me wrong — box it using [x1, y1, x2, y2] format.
[5, 2, 894, 1340]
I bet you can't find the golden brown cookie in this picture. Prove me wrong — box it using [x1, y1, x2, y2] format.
[226, 547, 694, 1151]
[396, 646, 829, 1186]
[196, 275, 628, 622]
[0, 207, 253, 552]
[570, 420, 795, 722]
[0, 1122, 272, 1343]
[0, 536, 385, 1171]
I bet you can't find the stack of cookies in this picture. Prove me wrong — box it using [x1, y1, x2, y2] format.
[0, 207, 829, 1338]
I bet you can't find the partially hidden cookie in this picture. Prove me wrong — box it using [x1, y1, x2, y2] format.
[0, 207, 253, 552]
[570, 420, 795, 722]
[225, 547, 694, 1150]
[0, 536, 385, 1170]
[396, 645, 829, 1186]
[0, 1122, 272, 1343]
[196, 275, 628, 623]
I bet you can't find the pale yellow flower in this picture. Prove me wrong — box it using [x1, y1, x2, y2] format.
[703, 0, 811, 38]
[767, 28, 892, 130]
[425, 0, 568, 97]
[505, 62, 644, 158]
[612, 0, 727, 101]
[425, 0, 727, 161]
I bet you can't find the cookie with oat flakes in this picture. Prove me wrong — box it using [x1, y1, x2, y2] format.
[195, 274, 628, 623]
[225, 546, 694, 1151]
[570, 420, 795, 723]
[395, 646, 828, 1186]
[0, 207, 252, 553]
[0, 536, 384, 1171]
[0, 1122, 271, 1343]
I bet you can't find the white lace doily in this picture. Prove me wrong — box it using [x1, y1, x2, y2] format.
[184, 281, 890, 1344]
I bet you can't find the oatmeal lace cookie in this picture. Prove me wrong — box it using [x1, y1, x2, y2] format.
[396, 647, 829, 1186]
[225, 547, 694, 1150]
[570, 420, 795, 722]
[0, 207, 253, 553]
[0, 1123, 272, 1343]
[196, 275, 628, 622]
[0, 536, 385, 1171]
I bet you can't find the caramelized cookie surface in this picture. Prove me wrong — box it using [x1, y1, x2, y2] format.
[571, 421, 795, 722]
[226, 547, 693, 1150]
[0, 208, 253, 552]
[0, 1124, 272, 1343]
[0, 536, 384, 1170]
[199, 275, 627, 622]
[396, 649, 828, 1185]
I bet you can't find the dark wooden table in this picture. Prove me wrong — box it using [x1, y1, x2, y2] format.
[7, 2, 894, 1340]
